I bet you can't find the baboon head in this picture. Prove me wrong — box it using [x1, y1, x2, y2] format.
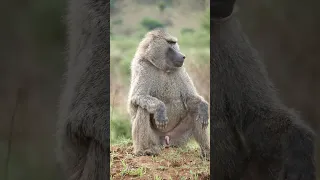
[136, 28, 186, 71]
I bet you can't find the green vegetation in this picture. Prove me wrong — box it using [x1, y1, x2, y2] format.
[110, 106, 131, 144]
[201, 8, 210, 33]
[158, 1, 167, 13]
[141, 17, 165, 30]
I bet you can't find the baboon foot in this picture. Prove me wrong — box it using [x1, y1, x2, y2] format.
[134, 146, 161, 156]
[200, 148, 210, 161]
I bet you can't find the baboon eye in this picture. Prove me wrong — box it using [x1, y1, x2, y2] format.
[167, 40, 176, 45]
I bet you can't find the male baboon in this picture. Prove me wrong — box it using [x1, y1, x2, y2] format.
[211, 0, 315, 179]
[127, 29, 210, 159]
[56, 0, 109, 180]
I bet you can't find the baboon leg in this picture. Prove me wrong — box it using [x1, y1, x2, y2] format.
[167, 130, 192, 148]
[79, 141, 108, 180]
[191, 115, 210, 160]
[165, 116, 193, 148]
[162, 114, 209, 157]
[132, 107, 161, 156]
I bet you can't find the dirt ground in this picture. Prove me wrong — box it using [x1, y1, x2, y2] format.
[110, 142, 210, 180]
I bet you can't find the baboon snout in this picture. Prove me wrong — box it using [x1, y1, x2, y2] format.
[174, 52, 185, 67]
[177, 53, 185, 61]
[167, 46, 185, 67]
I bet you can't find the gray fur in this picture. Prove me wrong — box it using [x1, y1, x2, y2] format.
[128, 29, 210, 159]
[211, 15, 316, 179]
[56, 0, 109, 180]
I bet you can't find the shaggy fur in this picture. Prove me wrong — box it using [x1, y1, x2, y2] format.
[211, 3, 315, 180]
[56, 0, 109, 180]
[127, 29, 210, 159]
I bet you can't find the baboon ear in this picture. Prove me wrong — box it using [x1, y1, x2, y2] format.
[144, 40, 157, 61]
[144, 41, 153, 54]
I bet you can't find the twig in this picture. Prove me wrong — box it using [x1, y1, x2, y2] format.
[4, 88, 22, 180]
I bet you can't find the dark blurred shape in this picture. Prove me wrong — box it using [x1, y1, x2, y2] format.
[0, 0, 66, 180]
[211, 0, 236, 18]
[236, 0, 320, 178]
[237, 0, 320, 129]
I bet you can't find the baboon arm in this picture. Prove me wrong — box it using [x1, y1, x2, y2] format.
[66, 103, 109, 150]
[179, 70, 209, 112]
[130, 95, 165, 115]
[186, 95, 208, 112]
[129, 68, 166, 115]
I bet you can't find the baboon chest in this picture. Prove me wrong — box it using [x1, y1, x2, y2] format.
[150, 73, 188, 127]
[151, 74, 183, 103]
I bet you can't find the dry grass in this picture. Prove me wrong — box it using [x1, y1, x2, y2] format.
[110, 140, 210, 180]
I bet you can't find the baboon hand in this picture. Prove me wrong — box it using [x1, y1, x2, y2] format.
[154, 105, 168, 129]
[196, 101, 209, 129]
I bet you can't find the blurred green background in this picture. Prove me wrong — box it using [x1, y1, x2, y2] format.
[0, 0, 66, 180]
[0, 0, 320, 179]
[110, 0, 210, 145]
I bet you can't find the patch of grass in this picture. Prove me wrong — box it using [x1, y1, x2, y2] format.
[190, 170, 199, 180]
[154, 175, 163, 180]
[112, 137, 132, 147]
[110, 106, 132, 144]
[120, 160, 146, 177]
[110, 141, 210, 179]
[156, 165, 167, 171]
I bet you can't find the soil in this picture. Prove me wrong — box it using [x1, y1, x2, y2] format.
[110, 144, 210, 180]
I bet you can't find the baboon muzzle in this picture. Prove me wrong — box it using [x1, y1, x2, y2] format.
[168, 47, 186, 67]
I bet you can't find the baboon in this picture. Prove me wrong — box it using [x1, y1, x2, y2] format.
[56, 0, 109, 180]
[211, 0, 316, 179]
[127, 29, 210, 159]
